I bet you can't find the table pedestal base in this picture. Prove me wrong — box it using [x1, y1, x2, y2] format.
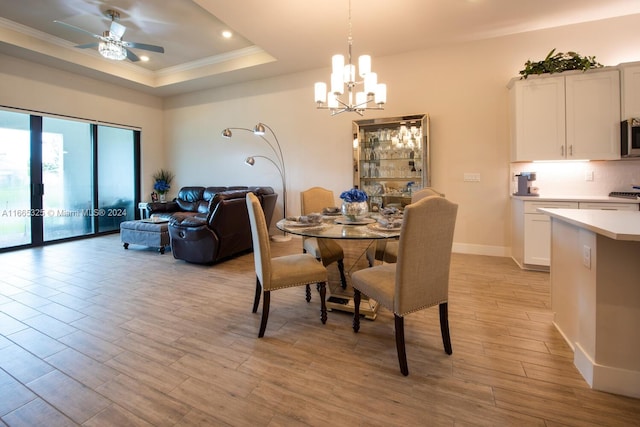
[326, 295, 378, 320]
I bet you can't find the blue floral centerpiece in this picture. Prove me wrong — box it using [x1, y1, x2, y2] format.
[339, 188, 369, 221]
[153, 169, 174, 202]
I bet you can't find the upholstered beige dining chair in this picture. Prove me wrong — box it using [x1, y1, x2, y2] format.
[366, 187, 445, 267]
[300, 187, 347, 289]
[246, 192, 329, 337]
[352, 195, 458, 375]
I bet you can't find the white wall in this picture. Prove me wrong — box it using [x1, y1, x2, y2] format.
[2, 13, 640, 255]
[0, 53, 165, 195]
[164, 14, 640, 255]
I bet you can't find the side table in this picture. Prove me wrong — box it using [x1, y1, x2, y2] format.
[138, 202, 149, 219]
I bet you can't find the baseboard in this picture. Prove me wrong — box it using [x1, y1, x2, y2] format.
[452, 242, 510, 257]
[575, 342, 640, 398]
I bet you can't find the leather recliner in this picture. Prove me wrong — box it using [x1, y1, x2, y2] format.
[150, 186, 277, 264]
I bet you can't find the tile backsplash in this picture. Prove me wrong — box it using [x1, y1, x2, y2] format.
[510, 160, 640, 196]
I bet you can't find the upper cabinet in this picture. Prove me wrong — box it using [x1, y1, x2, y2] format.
[509, 68, 621, 162]
[620, 62, 640, 119]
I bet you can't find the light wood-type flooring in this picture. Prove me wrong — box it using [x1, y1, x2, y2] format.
[1, 234, 639, 426]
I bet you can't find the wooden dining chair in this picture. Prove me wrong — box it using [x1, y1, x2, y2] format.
[352, 195, 458, 375]
[300, 187, 348, 289]
[246, 192, 329, 337]
[366, 187, 445, 267]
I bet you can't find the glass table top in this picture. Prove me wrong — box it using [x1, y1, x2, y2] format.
[276, 216, 401, 240]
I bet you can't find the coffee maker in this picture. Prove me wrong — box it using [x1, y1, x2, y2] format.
[514, 172, 538, 196]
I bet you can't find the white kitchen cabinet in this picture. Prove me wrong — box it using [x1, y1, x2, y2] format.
[619, 61, 640, 119]
[509, 69, 621, 161]
[510, 75, 565, 161]
[523, 201, 578, 268]
[512, 198, 639, 270]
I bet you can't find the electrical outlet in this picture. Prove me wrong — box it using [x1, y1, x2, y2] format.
[585, 170, 594, 181]
[583, 245, 591, 269]
[464, 173, 481, 182]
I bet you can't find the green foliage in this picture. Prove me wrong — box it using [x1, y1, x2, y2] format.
[519, 49, 603, 79]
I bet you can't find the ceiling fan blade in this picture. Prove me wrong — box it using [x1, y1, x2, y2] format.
[75, 42, 99, 49]
[122, 41, 164, 54]
[125, 48, 140, 62]
[110, 21, 126, 40]
[54, 20, 101, 40]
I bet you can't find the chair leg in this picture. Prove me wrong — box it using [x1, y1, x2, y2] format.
[258, 291, 271, 338]
[394, 314, 409, 376]
[352, 289, 361, 332]
[439, 302, 453, 355]
[337, 259, 347, 289]
[318, 282, 327, 324]
[252, 277, 261, 313]
[305, 284, 311, 302]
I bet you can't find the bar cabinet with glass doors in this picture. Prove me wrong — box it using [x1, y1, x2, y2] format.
[353, 114, 430, 211]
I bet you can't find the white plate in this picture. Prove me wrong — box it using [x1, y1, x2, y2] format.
[334, 217, 376, 225]
[282, 220, 323, 228]
[368, 222, 402, 232]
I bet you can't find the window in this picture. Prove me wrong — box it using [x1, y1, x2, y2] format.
[0, 109, 140, 251]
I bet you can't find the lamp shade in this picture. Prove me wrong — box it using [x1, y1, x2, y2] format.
[343, 64, 356, 84]
[331, 72, 344, 95]
[314, 82, 327, 103]
[364, 72, 377, 95]
[375, 83, 387, 105]
[358, 55, 371, 77]
[253, 123, 266, 135]
[332, 54, 344, 74]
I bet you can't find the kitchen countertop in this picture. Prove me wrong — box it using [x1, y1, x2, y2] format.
[538, 208, 640, 241]
[511, 194, 640, 203]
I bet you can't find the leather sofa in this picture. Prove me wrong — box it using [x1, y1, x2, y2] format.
[147, 186, 277, 264]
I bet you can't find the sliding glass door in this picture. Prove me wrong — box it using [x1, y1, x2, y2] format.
[0, 109, 139, 251]
[97, 125, 136, 232]
[41, 117, 93, 241]
[0, 110, 32, 248]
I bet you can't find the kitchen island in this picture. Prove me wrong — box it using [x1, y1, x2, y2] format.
[539, 208, 640, 398]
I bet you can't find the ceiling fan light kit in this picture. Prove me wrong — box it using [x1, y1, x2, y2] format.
[98, 39, 126, 61]
[314, 0, 386, 116]
[54, 8, 164, 63]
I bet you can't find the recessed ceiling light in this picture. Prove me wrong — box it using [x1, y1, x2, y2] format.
[139, 55, 149, 62]
[222, 30, 232, 39]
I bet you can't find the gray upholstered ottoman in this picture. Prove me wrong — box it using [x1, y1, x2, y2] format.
[120, 220, 170, 254]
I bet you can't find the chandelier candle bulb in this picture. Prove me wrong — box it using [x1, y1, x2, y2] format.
[375, 84, 387, 105]
[365, 72, 377, 95]
[328, 93, 339, 108]
[359, 55, 371, 77]
[344, 64, 356, 83]
[314, 82, 327, 103]
[332, 54, 345, 74]
[331, 72, 344, 95]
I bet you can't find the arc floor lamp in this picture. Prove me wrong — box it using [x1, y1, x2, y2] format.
[221, 122, 290, 242]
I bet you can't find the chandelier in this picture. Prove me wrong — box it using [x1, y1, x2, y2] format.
[314, 0, 386, 116]
[98, 33, 126, 61]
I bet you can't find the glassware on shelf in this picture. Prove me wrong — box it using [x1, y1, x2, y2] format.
[353, 114, 430, 209]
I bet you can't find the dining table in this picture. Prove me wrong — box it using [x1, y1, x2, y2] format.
[276, 214, 402, 319]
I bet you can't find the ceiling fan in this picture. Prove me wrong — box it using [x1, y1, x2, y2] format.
[54, 9, 164, 62]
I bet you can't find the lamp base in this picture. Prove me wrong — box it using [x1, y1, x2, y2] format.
[270, 234, 292, 242]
